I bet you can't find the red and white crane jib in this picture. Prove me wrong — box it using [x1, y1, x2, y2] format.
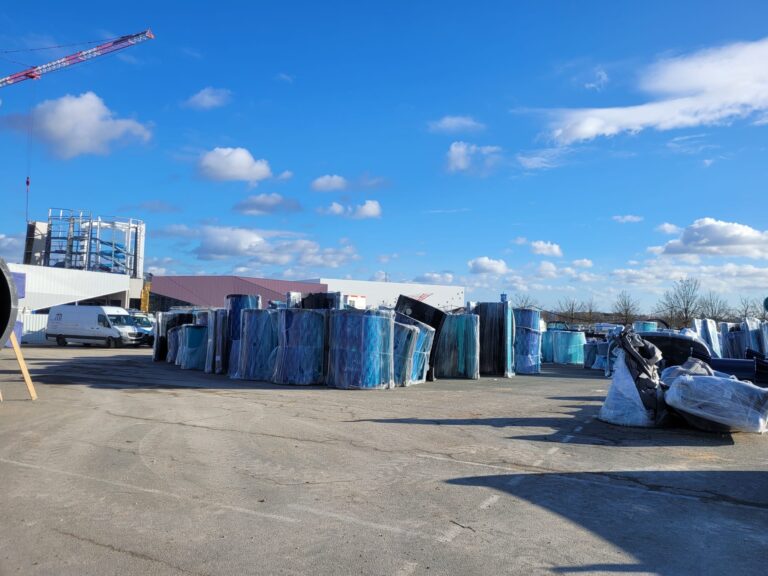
[0, 29, 154, 89]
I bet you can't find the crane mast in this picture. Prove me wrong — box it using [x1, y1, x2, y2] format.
[0, 29, 154, 89]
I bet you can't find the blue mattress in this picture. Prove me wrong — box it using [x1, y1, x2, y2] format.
[239, 309, 279, 381]
[327, 310, 395, 389]
[272, 309, 327, 385]
[394, 313, 436, 384]
[513, 308, 541, 374]
[434, 314, 480, 380]
[393, 322, 419, 387]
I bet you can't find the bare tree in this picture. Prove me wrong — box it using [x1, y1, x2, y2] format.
[612, 290, 640, 326]
[580, 297, 599, 324]
[512, 293, 539, 309]
[556, 297, 585, 325]
[734, 296, 758, 319]
[698, 291, 731, 322]
[654, 277, 701, 329]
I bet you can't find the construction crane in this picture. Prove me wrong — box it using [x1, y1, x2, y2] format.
[0, 29, 154, 89]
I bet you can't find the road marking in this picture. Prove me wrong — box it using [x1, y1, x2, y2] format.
[438, 523, 464, 543]
[290, 505, 433, 540]
[478, 494, 499, 509]
[0, 456, 298, 523]
[417, 453, 523, 472]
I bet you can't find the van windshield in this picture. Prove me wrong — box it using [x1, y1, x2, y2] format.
[133, 316, 153, 328]
[108, 315, 135, 326]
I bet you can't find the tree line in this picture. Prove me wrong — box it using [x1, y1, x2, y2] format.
[511, 278, 767, 329]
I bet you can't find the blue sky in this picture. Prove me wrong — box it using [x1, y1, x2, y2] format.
[1, 1, 768, 310]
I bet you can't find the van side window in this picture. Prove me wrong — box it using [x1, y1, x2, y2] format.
[98, 314, 110, 328]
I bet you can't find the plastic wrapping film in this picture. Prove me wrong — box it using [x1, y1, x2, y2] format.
[394, 312, 436, 384]
[593, 341, 610, 370]
[179, 325, 208, 370]
[692, 318, 722, 358]
[513, 308, 541, 374]
[393, 322, 419, 386]
[395, 296, 447, 381]
[326, 310, 395, 389]
[434, 313, 480, 380]
[665, 374, 768, 433]
[743, 318, 763, 355]
[272, 309, 327, 385]
[541, 331, 554, 363]
[239, 309, 279, 381]
[204, 308, 224, 373]
[724, 329, 749, 359]
[632, 321, 658, 332]
[166, 326, 181, 364]
[719, 322, 738, 358]
[599, 350, 657, 427]
[213, 309, 229, 374]
[583, 342, 598, 369]
[153, 312, 194, 362]
[474, 302, 515, 378]
[762, 322, 768, 357]
[226, 294, 261, 378]
[286, 292, 303, 308]
[302, 292, 342, 310]
[552, 331, 586, 365]
[194, 309, 211, 326]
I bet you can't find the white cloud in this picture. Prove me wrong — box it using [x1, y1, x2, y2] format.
[428, 115, 485, 133]
[666, 133, 716, 155]
[572, 258, 593, 268]
[538, 261, 558, 279]
[467, 256, 509, 275]
[25, 92, 150, 158]
[184, 225, 358, 269]
[613, 215, 643, 223]
[318, 200, 382, 219]
[660, 217, 768, 259]
[530, 240, 563, 257]
[516, 147, 569, 170]
[447, 141, 501, 172]
[552, 37, 768, 144]
[584, 67, 609, 91]
[656, 222, 682, 235]
[276, 72, 295, 83]
[413, 272, 454, 285]
[0, 234, 23, 263]
[277, 170, 293, 181]
[233, 193, 301, 215]
[353, 200, 382, 219]
[370, 270, 387, 282]
[311, 174, 348, 191]
[199, 147, 272, 185]
[513, 236, 528, 245]
[183, 87, 232, 109]
[377, 253, 399, 264]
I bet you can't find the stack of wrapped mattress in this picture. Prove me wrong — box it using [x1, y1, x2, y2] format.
[166, 326, 181, 364]
[213, 308, 229, 374]
[272, 309, 327, 385]
[153, 311, 194, 362]
[226, 294, 261, 378]
[513, 308, 541, 374]
[327, 310, 395, 389]
[394, 312, 436, 384]
[239, 309, 279, 381]
[474, 302, 514, 378]
[552, 331, 586, 365]
[393, 322, 419, 387]
[395, 296, 446, 381]
[179, 325, 208, 370]
[434, 313, 480, 379]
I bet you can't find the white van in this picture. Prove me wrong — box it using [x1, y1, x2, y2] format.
[46, 305, 143, 348]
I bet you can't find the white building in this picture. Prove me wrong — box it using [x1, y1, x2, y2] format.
[305, 278, 464, 310]
[8, 264, 144, 312]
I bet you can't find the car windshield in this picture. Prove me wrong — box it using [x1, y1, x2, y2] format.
[133, 316, 152, 327]
[108, 315, 135, 326]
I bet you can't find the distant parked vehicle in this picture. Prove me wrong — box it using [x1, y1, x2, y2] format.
[128, 311, 155, 346]
[46, 305, 143, 348]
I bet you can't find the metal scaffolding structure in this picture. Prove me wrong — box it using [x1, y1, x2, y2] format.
[33, 209, 145, 278]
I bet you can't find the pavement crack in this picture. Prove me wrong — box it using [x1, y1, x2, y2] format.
[52, 529, 208, 575]
[449, 520, 476, 532]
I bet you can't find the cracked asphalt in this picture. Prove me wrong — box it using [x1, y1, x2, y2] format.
[1, 347, 766, 575]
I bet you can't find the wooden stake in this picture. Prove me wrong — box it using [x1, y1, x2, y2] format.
[9, 332, 37, 400]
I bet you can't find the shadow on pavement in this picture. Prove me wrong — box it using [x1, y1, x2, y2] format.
[447, 470, 768, 575]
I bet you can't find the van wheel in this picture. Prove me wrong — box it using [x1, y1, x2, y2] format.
[56, 335, 67, 346]
[105, 337, 115, 348]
